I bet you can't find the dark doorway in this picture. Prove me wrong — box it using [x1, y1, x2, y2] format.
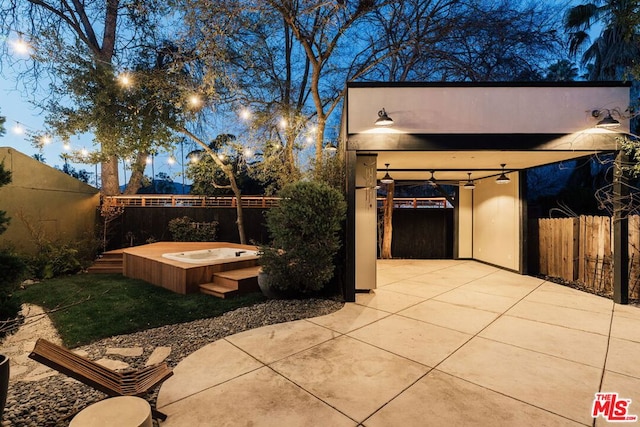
[381, 208, 454, 259]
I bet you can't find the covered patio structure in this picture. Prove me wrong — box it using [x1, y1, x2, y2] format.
[343, 82, 631, 303]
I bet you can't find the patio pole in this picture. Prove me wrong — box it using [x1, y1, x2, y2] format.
[613, 150, 629, 305]
[345, 150, 357, 302]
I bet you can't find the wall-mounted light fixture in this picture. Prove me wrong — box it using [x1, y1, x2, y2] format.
[592, 109, 621, 128]
[375, 108, 394, 126]
[324, 141, 337, 152]
[380, 163, 394, 184]
[463, 172, 476, 190]
[496, 164, 510, 184]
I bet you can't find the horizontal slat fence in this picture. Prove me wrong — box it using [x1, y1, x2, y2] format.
[538, 215, 640, 299]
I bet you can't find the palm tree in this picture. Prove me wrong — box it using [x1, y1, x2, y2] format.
[565, 0, 640, 80]
[544, 59, 579, 81]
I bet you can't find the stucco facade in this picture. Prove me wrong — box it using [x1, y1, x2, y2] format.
[0, 147, 100, 254]
[343, 82, 631, 302]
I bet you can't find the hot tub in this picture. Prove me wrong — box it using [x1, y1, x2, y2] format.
[162, 247, 259, 264]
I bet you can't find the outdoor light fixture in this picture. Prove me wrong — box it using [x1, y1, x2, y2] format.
[496, 164, 510, 184]
[463, 172, 476, 190]
[324, 141, 337, 152]
[591, 109, 621, 128]
[375, 108, 394, 126]
[380, 163, 394, 184]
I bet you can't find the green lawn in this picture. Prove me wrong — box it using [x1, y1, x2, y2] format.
[17, 274, 266, 347]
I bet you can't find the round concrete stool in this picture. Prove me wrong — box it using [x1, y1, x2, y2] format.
[69, 396, 152, 427]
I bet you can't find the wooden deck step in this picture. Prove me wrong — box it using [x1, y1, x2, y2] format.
[199, 266, 262, 298]
[199, 282, 239, 298]
[213, 266, 261, 292]
[87, 249, 124, 274]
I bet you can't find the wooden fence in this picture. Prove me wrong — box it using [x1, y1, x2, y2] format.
[106, 196, 451, 209]
[538, 215, 640, 299]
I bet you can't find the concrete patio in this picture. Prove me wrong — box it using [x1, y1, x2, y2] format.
[156, 260, 640, 426]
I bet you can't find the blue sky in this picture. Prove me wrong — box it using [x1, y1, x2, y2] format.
[0, 0, 596, 190]
[0, 62, 187, 188]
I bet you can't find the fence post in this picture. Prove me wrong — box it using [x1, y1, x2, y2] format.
[613, 150, 629, 304]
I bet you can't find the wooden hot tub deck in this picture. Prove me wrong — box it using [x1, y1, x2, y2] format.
[122, 242, 259, 294]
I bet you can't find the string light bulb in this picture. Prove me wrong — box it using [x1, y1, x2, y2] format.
[10, 34, 31, 56]
[117, 72, 132, 87]
[12, 122, 25, 135]
[188, 95, 202, 108]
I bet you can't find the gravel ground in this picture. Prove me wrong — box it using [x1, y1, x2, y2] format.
[2, 298, 344, 427]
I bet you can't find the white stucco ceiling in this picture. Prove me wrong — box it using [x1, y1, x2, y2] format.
[375, 149, 608, 184]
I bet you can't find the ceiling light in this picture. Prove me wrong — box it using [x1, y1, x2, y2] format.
[496, 164, 510, 184]
[463, 172, 475, 190]
[380, 163, 394, 184]
[427, 170, 437, 187]
[375, 108, 394, 126]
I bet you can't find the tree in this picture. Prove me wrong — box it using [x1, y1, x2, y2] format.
[0, 111, 26, 327]
[179, 0, 394, 182]
[154, 172, 176, 194]
[266, 0, 387, 173]
[544, 59, 579, 81]
[56, 163, 91, 184]
[0, 0, 183, 195]
[365, 0, 462, 82]
[436, 1, 563, 81]
[178, 1, 313, 190]
[381, 180, 394, 259]
[181, 130, 250, 244]
[185, 135, 262, 196]
[565, 0, 640, 80]
[31, 153, 45, 163]
[366, 1, 563, 82]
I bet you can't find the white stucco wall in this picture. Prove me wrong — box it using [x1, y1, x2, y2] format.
[355, 154, 377, 290]
[458, 186, 473, 258]
[347, 85, 630, 135]
[471, 172, 520, 271]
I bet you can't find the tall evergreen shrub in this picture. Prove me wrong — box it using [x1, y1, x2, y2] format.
[259, 181, 346, 294]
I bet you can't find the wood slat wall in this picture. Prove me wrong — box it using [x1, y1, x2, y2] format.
[538, 215, 638, 299]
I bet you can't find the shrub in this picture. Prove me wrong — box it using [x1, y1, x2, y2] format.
[259, 181, 346, 294]
[168, 216, 218, 242]
[0, 250, 26, 335]
[0, 161, 25, 333]
[29, 242, 84, 279]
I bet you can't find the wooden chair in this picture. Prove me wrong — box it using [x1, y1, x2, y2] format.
[29, 338, 173, 421]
